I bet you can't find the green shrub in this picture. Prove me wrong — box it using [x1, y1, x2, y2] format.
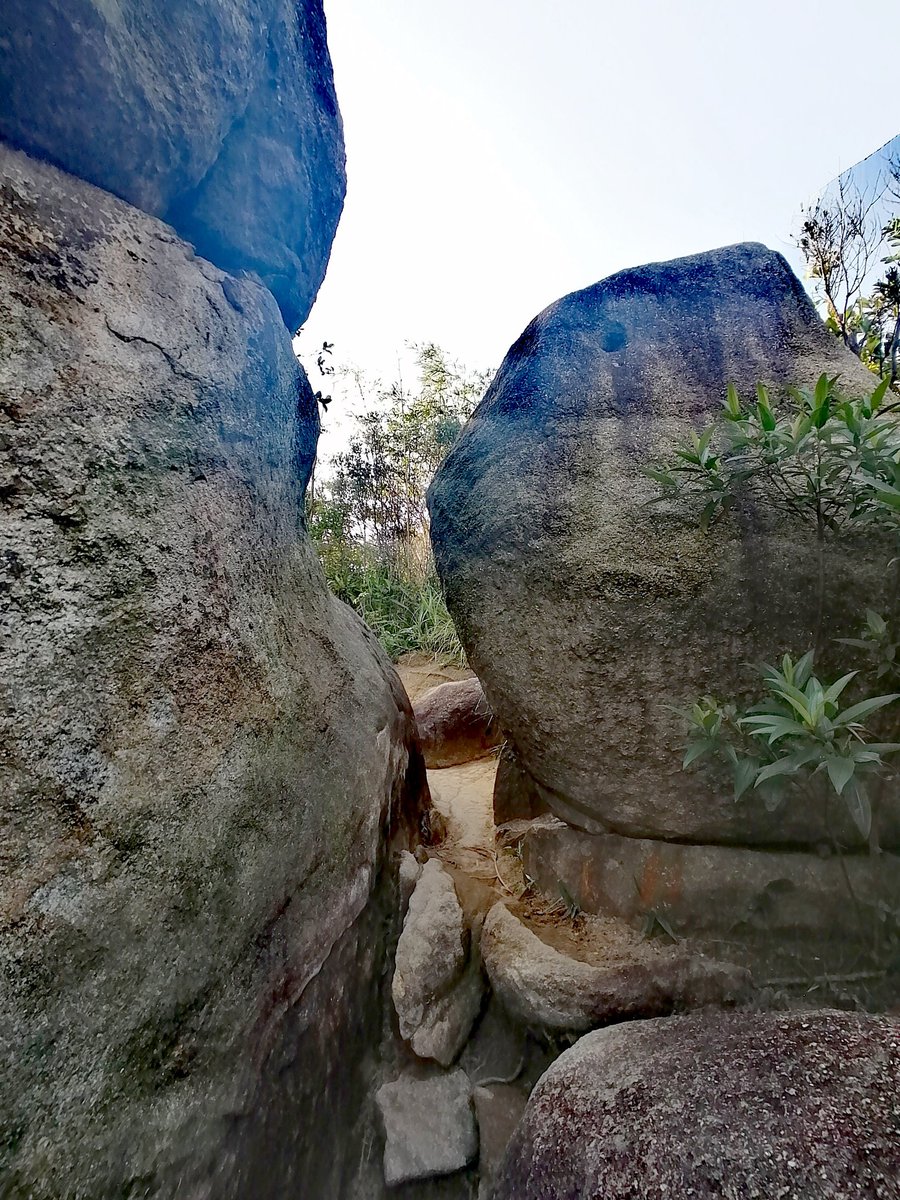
[317, 540, 466, 665]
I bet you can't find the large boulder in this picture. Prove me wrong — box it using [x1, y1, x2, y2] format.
[495, 1010, 900, 1199]
[428, 243, 894, 850]
[414, 676, 503, 768]
[0, 0, 345, 330]
[0, 144, 423, 1197]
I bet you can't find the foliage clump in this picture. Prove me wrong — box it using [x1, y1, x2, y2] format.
[647, 374, 900, 844]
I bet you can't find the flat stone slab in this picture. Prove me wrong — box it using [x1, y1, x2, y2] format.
[376, 1070, 478, 1186]
[522, 819, 900, 945]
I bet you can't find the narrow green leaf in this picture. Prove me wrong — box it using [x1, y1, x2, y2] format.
[823, 672, 858, 706]
[844, 784, 872, 839]
[793, 651, 815, 688]
[814, 372, 831, 409]
[866, 610, 888, 637]
[835, 693, 900, 728]
[733, 757, 758, 800]
[825, 755, 855, 795]
[683, 740, 713, 768]
[870, 376, 891, 412]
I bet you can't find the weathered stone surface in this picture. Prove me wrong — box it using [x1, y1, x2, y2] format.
[495, 1010, 900, 1199]
[393, 859, 485, 1065]
[460, 996, 528, 1087]
[522, 818, 900, 944]
[0, 0, 345, 329]
[428, 243, 896, 850]
[376, 1070, 478, 1186]
[481, 904, 749, 1034]
[414, 676, 503, 768]
[0, 145, 423, 1197]
[473, 1084, 528, 1200]
[399, 849, 423, 918]
[493, 743, 549, 824]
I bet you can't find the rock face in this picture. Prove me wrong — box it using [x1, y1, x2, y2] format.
[482, 904, 749, 1034]
[376, 1070, 478, 1186]
[0, 0, 345, 330]
[414, 676, 503, 768]
[522, 819, 900, 945]
[493, 743, 549, 824]
[392, 859, 484, 1066]
[495, 1010, 900, 1199]
[0, 144, 422, 1196]
[428, 243, 893, 851]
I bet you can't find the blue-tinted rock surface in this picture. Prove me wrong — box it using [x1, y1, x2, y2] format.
[428, 243, 893, 849]
[0, 0, 345, 329]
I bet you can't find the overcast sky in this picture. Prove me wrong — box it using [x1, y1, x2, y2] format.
[299, 0, 900, 433]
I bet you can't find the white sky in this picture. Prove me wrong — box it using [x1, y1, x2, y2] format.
[299, 0, 900, 448]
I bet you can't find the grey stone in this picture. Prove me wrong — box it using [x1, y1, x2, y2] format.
[0, 144, 423, 1197]
[0, 0, 345, 329]
[495, 1010, 900, 1199]
[428, 243, 896, 850]
[473, 1084, 528, 1200]
[481, 903, 749, 1034]
[522, 818, 900, 945]
[493, 743, 548, 825]
[376, 1070, 478, 1186]
[460, 996, 527, 1087]
[399, 850, 423, 918]
[414, 676, 503, 768]
[393, 859, 485, 1065]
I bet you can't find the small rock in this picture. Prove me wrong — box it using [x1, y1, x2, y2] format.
[481, 903, 749, 1034]
[393, 860, 485, 1065]
[376, 1070, 478, 1186]
[414, 677, 503, 768]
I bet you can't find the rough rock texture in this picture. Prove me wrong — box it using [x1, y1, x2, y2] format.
[493, 743, 549, 824]
[523, 818, 900, 944]
[414, 676, 503, 768]
[473, 1084, 528, 1200]
[428, 243, 895, 850]
[0, 0, 345, 329]
[376, 1070, 478, 1187]
[0, 145, 423, 1196]
[481, 904, 749, 1034]
[460, 997, 528, 1087]
[399, 849, 423, 918]
[393, 859, 485, 1066]
[495, 1010, 900, 1200]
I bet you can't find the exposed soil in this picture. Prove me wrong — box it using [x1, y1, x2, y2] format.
[396, 658, 703, 974]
